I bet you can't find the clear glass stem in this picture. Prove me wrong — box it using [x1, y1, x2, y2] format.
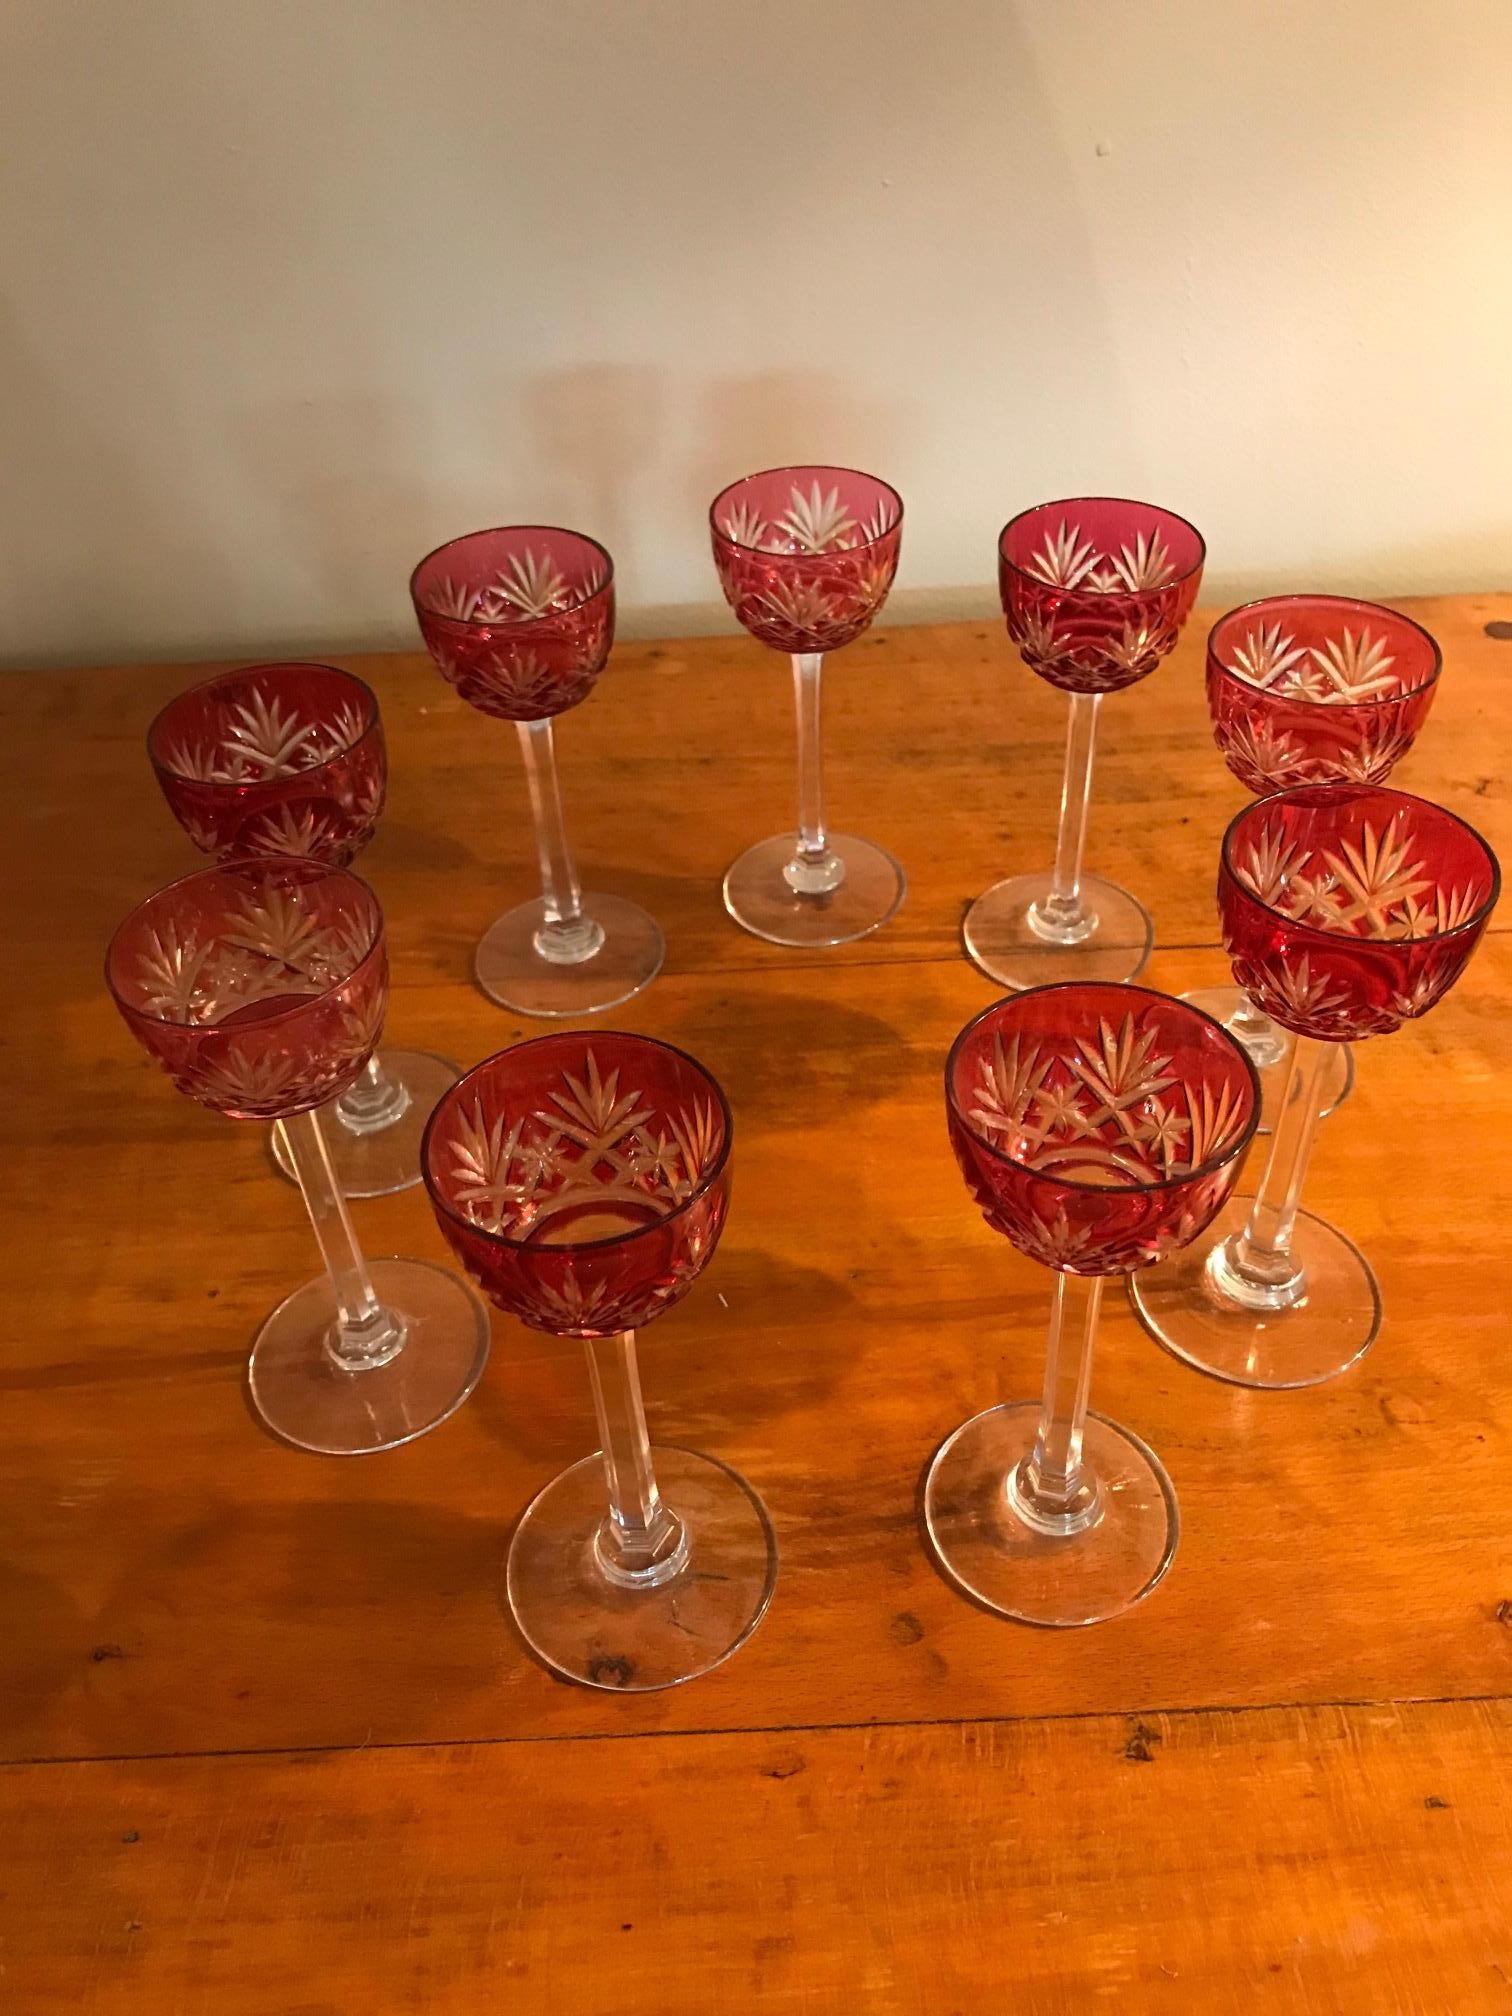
[584, 1332, 689, 1588]
[333, 1052, 411, 1136]
[273, 1109, 406, 1371]
[1230, 996, 1277, 1044]
[1225, 993, 1290, 1070]
[516, 718, 605, 966]
[1029, 692, 1101, 944]
[1208, 1035, 1330, 1310]
[1008, 1271, 1104, 1536]
[784, 652, 845, 897]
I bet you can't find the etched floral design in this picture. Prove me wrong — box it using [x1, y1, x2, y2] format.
[719, 499, 769, 549]
[751, 578, 854, 647]
[431, 551, 609, 624]
[1256, 954, 1353, 1032]
[1000, 504, 1201, 694]
[948, 990, 1257, 1277]
[1222, 714, 1309, 788]
[444, 1049, 723, 1241]
[1388, 967, 1453, 1020]
[1103, 617, 1176, 681]
[718, 481, 897, 557]
[160, 682, 368, 784]
[1025, 521, 1098, 591]
[109, 865, 388, 1120]
[424, 1037, 733, 1339]
[239, 801, 344, 860]
[1009, 608, 1072, 670]
[1224, 621, 1411, 704]
[413, 532, 615, 723]
[1226, 621, 1311, 693]
[715, 534, 899, 653]
[130, 879, 378, 1031]
[152, 667, 386, 867]
[1220, 787, 1498, 1044]
[1208, 598, 1441, 795]
[1024, 522, 1177, 595]
[1235, 815, 1451, 941]
[711, 469, 902, 655]
[969, 1014, 1248, 1189]
[775, 482, 857, 554]
[136, 923, 219, 1022]
[1332, 716, 1417, 784]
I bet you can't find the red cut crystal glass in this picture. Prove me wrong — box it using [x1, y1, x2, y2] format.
[999, 498, 1205, 698]
[946, 984, 1260, 1276]
[148, 663, 386, 867]
[1132, 783, 1499, 1390]
[106, 861, 489, 1454]
[1188, 596, 1443, 1128]
[411, 527, 614, 724]
[410, 527, 663, 1017]
[709, 465, 906, 947]
[1207, 596, 1442, 795]
[1193, 596, 1443, 1128]
[106, 859, 388, 1120]
[422, 1033, 775, 1692]
[423, 1035, 733, 1338]
[1219, 784, 1497, 1041]
[965, 497, 1205, 991]
[926, 982, 1259, 1627]
[149, 660, 459, 1201]
[710, 466, 902, 656]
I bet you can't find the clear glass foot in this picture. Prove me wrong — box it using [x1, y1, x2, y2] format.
[506, 1445, 778, 1689]
[922, 1400, 1178, 1626]
[247, 1256, 492, 1455]
[475, 893, 664, 1016]
[963, 871, 1153, 990]
[723, 831, 905, 947]
[270, 1050, 461, 1198]
[1180, 988, 1354, 1136]
[1128, 1195, 1382, 1388]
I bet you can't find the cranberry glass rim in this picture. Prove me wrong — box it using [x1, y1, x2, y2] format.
[147, 664, 383, 790]
[409, 525, 616, 625]
[103, 858, 385, 1031]
[1220, 784, 1502, 947]
[997, 495, 1207, 592]
[944, 981, 1262, 1196]
[421, 1030, 736, 1257]
[708, 465, 905, 558]
[1207, 595, 1443, 709]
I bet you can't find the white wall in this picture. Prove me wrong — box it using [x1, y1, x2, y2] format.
[3, 0, 1509, 669]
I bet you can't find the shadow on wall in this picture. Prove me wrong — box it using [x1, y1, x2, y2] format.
[523, 363, 663, 562]
[223, 391, 453, 658]
[2, 0, 1131, 667]
[0, 304, 241, 670]
[7, 0, 1509, 673]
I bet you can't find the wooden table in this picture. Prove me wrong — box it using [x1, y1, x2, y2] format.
[4, 599, 1511, 2011]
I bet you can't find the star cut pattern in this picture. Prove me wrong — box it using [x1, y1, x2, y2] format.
[445, 1050, 725, 1241]
[970, 1014, 1250, 1187]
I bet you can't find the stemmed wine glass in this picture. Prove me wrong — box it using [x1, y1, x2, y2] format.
[422, 1033, 777, 1689]
[410, 528, 664, 1016]
[710, 465, 905, 946]
[964, 498, 1205, 990]
[1184, 596, 1443, 1131]
[926, 983, 1259, 1625]
[1131, 784, 1499, 1388]
[106, 860, 491, 1454]
[148, 661, 460, 1197]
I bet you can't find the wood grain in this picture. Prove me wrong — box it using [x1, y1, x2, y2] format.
[3, 599, 1511, 2004]
[4, 1700, 1511, 2014]
[4, 937, 1512, 1761]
